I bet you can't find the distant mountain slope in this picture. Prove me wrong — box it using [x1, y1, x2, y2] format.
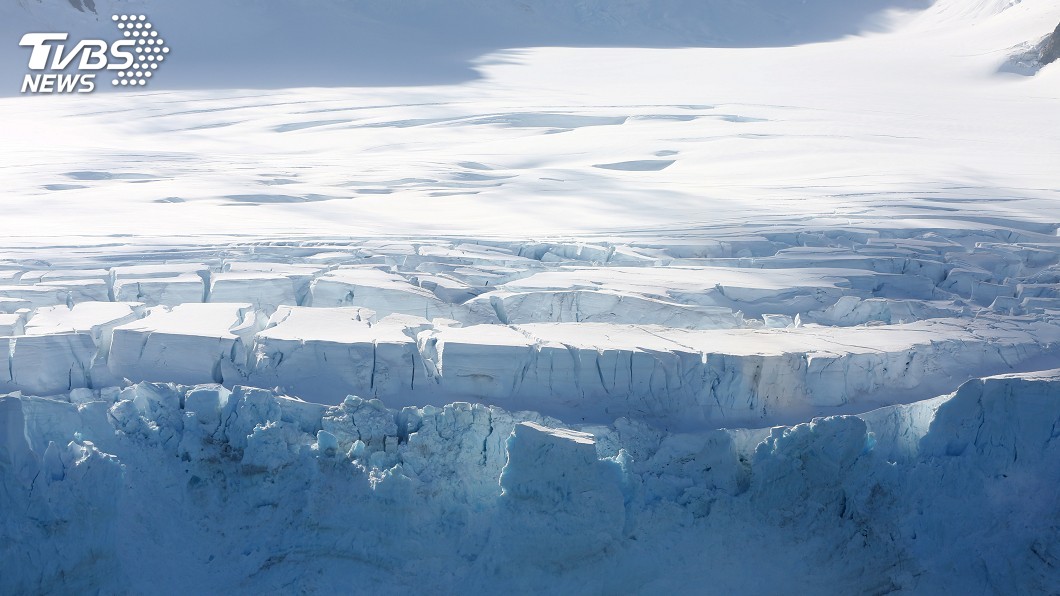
[2, 0, 1057, 88]
[2, 0, 934, 88]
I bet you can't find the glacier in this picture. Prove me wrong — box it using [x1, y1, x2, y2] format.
[2, 0, 1060, 592]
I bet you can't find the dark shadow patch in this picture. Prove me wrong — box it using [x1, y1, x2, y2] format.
[631, 115, 699, 122]
[458, 162, 493, 170]
[65, 171, 159, 181]
[183, 121, 243, 131]
[223, 194, 343, 205]
[344, 178, 437, 187]
[4, 0, 935, 92]
[450, 172, 517, 182]
[430, 191, 481, 197]
[717, 115, 769, 123]
[352, 117, 457, 129]
[593, 159, 675, 172]
[461, 113, 628, 129]
[274, 119, 352, 133]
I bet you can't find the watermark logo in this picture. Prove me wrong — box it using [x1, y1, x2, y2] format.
[19, 14, 169, 94]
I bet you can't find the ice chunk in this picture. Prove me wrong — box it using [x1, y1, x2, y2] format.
[0, 297, 32, 313]
[476, 289, 738, 329]
[111, 263, 208, 280]
[38, 280, 110, 303]
[423, 324, 535, 400]
[762, 314, 795, 328]
[750, 416, 872, 524]
[19, 269, 109, 284]
[0, 285, 73, 309]
[497, 266, 871, 317]
[18, 303, 145, 390]
[219, 385, 282, 452]
[408, 272, 484, 303]
[113, 274, 205, 307]
[639, 430, 748, 516]
[251, 306, 417, 404]
[315, 429, 338, 457]
[493, 422, 626, 566]
[241, 420, 304, 473]
[919, 371, 1060, 471]
[108, 303, 259, 386]
[208, 271, 306, 314]
[0, 396, 38, 486]
[814, 296, 958, 326]
[421, 319, 1059, 428]
[25, 302, 144, 348]
[67, 388, 98, 405]
[18, 395, 83, 454]
[309, 267, 458, 319]
[5, 333, 95, 396]
[184, 385, 232, 430]
[0, 311, 27, 335]
[321, 395, 398, 456]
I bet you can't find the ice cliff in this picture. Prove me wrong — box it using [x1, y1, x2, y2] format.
[2, 370, 1057, 593]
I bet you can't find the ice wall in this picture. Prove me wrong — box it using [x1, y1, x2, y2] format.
[2, 370, 1057, 594]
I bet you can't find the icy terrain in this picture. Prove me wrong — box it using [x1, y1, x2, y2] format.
[4, 371, 1060, 593]
[2, 0, 1060, 593]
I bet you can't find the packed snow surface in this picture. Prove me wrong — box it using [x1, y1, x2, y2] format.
[1, 0, 1060, 593]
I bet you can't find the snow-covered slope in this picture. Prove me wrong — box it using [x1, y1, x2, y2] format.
[2, 0, 1060, 592]
[1, 0, 1058, 239]
[1, 0, 937, 88]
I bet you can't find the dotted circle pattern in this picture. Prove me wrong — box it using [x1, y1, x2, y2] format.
[110, 15, 168, 88]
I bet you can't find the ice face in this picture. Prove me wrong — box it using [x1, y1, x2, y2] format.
[308, 268, 455, 318]
[1, 370, 1057, 593]
[107, 303, 260, 386]
[0, 239, 1057, 427]
[0, 229, 1056, 593]
[251, 306, 421, 402]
